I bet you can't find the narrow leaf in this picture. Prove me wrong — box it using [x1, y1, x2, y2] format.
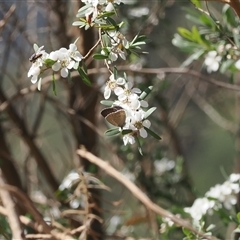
[121, 129, 133, 135]
[113, 67, 118, 79]
[144, 127, 161, 140]
[52, 73, 57, 96]
[139, 86, 153, 100]
[33, 43, 39, 52]
[77, 67, 91, 86]
[105, 128, 120, 136]
[100, 100, 114, 106]
[144, 107, 156, 119]
[93, 53, 108, 60]
[37, 77, 42, 91]
[135, 137, 143, 155]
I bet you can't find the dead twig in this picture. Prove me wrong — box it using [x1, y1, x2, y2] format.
[0, 171, 22, 239]
[77, 148, 220, 240]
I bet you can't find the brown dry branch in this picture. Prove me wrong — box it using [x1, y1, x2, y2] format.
[0, 87, 59, 192]
[0, 202, 76, 240]
[1, 66, 240, 115]
[0, 184, 53, 234]
[185, 83, 238, 133]
[77, 148, 219, 240]
[0, 4, 16, 30]
[0, 171, 22, 239]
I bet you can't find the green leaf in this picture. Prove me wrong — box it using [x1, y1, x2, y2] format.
[44, 58, 56, 67]
[181, 49, 205, 67]
[33, 43, 39, 52]
[237, 212, 240, 223]
[105, 128, 120, 136]
[191, 26, 203, 44]
[52, 73, 57, 96]
[222, 4, 237, 27]
[135, 137, 143, 155]
[121, 129, 133, 135]
[106, 17, 119, 29]
[185, 13, 203, 25]
[72, 21, 84, 26]
[93, 53, 108, 60]
[77, 4, 90, 15]
[144, 127, 161, 140]
[219, 59, 234, 74]
[199, 14, 216, 28]
[172, 34, 200, 52]
[233, 29, 240, 48]
[144, 107, 156, 119]
[113, 67, 118, 79]
[177, 27, 193, 41]
[100, 100, 114, 106]
[68, 71, 73, 84]
[98, 11, 115, 18]
[77, 67, 91, 86]
[190, 0, 201, 8]
[37, 77, 42, 91]
[139, 86, 153, 100]
[182, 227, 192, 237]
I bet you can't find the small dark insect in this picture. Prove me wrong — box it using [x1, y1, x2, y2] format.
[101, 106, 126, 127]
[29, 53, 43, 63]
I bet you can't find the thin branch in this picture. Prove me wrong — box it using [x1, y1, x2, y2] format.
[77, 148, 219, 240]
[116, 66, 240, 91]
[185, 84, 238, 132]
[0, 184, 53, 234]
[0, 171, 22, 239]
[83, 37, 101, 60]
[0, 4, 16, 30]
[0, 87, 59, 191]
[1, 66, 239, 114]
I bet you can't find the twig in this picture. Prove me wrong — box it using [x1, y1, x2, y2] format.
[83, 38, 101, 60]
[186, 84, 238, 133]
[0, 171, 22, 239]
[0, 87, 59, 191]
[1, 66, 239, 115]
[77, 148, 220, 240]
[0, 205, 76, 240]
[116, 66, 240, 91]
[0, 184, 53, 234]
[0, 4, 16, 30]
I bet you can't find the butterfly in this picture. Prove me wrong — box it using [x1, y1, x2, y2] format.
[101, 106, 126, 127]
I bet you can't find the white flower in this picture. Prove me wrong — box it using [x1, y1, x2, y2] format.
[186, 174, 240, 221]
[123, 134, 135, 145]
[109, 47, 126, 61]
[204, 50, 221, 73]
[206, 179, 240, 210]
[28, 45, 47, 84]
[49, 44, 82, 78]
[184, 198, 215, 220]
[154, 158, 175, 175]
[235, 59, 240, 70]
[229, 173, 240, 182]
[68, 43, 83, 66]
[59, 170, 80, 190]
[28, 64, 41, 84]
[104, 74, 126, 99]
[127, 110, 151, 138]
[107, 32, 129, 62]
[115, 82, 142, 110]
